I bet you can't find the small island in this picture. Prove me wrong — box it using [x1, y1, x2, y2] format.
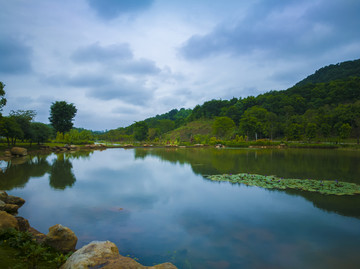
[205, 173, 360, 196]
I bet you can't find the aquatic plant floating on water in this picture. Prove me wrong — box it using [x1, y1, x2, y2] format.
[205, 173, 360, 195]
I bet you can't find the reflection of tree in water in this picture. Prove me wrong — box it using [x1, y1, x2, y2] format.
[0, 156, 51, 190]
[49, 153, 76, 190]
[134, 148, 360, 219]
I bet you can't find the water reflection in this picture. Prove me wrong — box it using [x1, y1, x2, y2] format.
[0, 151, 92, 191]
[134, 148, 360, 182]
[5, 148, 360, 269]
[49, 154, 76, 189]
[134, 148, 360, 219]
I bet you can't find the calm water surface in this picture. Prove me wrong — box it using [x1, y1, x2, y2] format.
[1, 148, 360, 268]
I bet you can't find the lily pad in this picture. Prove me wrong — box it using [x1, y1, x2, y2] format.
[205, 173, 360, 196]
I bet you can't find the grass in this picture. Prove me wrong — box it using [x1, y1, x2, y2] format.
[0, 228, 70, 269]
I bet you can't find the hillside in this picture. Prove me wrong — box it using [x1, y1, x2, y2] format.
[295, 59, 360, 86]
[104, 58, 360, 143]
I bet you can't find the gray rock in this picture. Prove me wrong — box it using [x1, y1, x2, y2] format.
[61, 241, 178, 269]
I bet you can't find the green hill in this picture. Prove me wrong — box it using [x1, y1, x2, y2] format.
[103, 58, 360, 143]
[295, 59, 360, 86]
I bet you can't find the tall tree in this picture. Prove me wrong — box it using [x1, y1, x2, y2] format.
[49, 101, 77, 134]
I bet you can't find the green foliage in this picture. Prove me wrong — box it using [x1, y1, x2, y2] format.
[338, 123, 352, 141]
[49, 101, 77, 134]
[296, 59, 360, 86]
[0, 228, 70, 268]
[0, 116, 24, 146]
[30, 122, 52, 144]
[133, 121, 149, 141]
[0, 81, 7, 114]
[212, 116, 235, 139]
[305, 123, 317, 142]
[54, 129, 94, 144]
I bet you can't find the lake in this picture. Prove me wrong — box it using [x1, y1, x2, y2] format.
[1, 147, 360, 268]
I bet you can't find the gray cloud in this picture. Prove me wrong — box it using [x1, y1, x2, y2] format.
[116, 58, 160, 75]
[72, 42, 161, 75]
[72, 42, 133, 63]
[86, 78, 153, 105]
[0, 37, 32, 74]
[180, 0, 360, 60]
[87, 0, 154, 20]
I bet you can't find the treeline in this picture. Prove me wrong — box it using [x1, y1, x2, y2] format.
[0, 83, 97, 146]
[102, 59, 360, 144]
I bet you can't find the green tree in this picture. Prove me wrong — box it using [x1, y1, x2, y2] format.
[9, 110, 36, 142]
[49, 101, 77, 134]
[286, 123, 304, 141]
[0, 116, 23, 146]
[239, 106, 269, 140]
[305, 123, 317, 142]
[133, 121, 149, 141]
[212, 116, 236, 139]
[30, 122, 52, 145]
[337, 123, 352, 142]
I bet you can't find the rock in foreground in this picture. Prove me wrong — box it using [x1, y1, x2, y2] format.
[44, 224, 78, 253]
[0, 211, 19, 230]
[61, 241, 177, 269]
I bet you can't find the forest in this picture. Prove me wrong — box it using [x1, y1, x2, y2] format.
[100, 59, 360, 144]
[1, 59, 359, 146]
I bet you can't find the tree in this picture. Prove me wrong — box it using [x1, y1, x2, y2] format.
[9, 110, 36, 142]
[337, 123, 352, 142]
[0, 116, 23, 146]
[30, 122, 52, 145]
[305, 123, 317, 142]
[49, 101, 77, 134]
[133, 121, 148, 141]
[212, 116, 236, 139]
[0, 81, 7, 114]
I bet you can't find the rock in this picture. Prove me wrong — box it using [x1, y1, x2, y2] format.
[28, 226, 47, 243]
[0, 211, 19, 231]
[44, 224, 78, 253]
[10, 147, 28, 156]
[6, 195, 25, 207]
[4, 150, 12, 157]
[0, 190, 8, 201]
[61, 241, 120, 269]
[0, 202, 19, 214]
[61, 241, 178, 269]
[15, 216, 30, 232]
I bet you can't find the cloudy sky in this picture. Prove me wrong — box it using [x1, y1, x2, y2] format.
[1, 0, 359, 130]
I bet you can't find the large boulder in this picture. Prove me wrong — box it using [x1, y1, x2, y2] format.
[61, 241, 178, 269]
[44, 224, 78, 253]
[0, 211, 19, 231]
[10, 147, 28, 157]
